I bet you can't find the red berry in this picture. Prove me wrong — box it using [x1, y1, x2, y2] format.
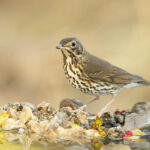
[115, 110, 121, 114]
[121, 110, 127, 113]
[121, 134, 127, 139]
[126, 130, 133, 136]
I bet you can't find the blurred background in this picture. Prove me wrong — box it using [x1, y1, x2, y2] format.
[0, 0, 149, 113]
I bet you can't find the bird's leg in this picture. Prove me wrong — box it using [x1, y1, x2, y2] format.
[89, 96, 100, 104]
[80, 96, 100, 110]
[74, 96, 100, 113]
[98, 93, 117, 117]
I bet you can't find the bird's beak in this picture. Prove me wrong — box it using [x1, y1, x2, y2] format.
[56, 44, 62, 49]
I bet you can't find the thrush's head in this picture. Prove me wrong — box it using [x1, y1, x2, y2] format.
[56, 37, 84, 58]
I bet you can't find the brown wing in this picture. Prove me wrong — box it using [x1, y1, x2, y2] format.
[81, 52, 140, 85]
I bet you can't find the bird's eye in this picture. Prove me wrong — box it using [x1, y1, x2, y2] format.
[71, 41, 76, 47]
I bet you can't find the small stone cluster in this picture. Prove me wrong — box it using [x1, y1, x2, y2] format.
[0, 99, 150, 150]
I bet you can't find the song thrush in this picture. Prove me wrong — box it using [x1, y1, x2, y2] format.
[56, 37, 150, 116]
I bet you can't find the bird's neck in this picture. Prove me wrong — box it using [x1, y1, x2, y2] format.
[63, 56, 78, 67]
[61, 51, 79, 65]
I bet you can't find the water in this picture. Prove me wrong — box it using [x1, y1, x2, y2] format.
[0, 142, 130, 150]
[0, 142, 65, 150]
[1, 131, 150, 150]
[1, 139, 150, 150]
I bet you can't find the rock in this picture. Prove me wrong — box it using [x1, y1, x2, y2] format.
[49, 111, 68, 128]
[114, 114, 124, 125]
[34, 101, 56, 120]
[101, 112, 118, 128]
[7, 108, 17, 119]
[107, 126, 125, 140]
[102, 120, 118, 128]
[80, 124, 89, 129]
[132, 102, 150, 114]
[76, 114, 89, 125]
[19, 106, 37, 124]
[84, 129, 101, 139]
[2, 118, 25, 130]
[56, 126, 100, 141]
[69, 113, 89, 126]
[28, 120, 50, 134]
[124, 113, 150, 130]
[63, 120, 73, 128]
[59, 107, 74, 116]
[59, 106, 89, 126]
[56, 126, 82, 139]
[60, 98, 84, 110]
[37, 100, 51, 109]
[3, 102, 35, 111]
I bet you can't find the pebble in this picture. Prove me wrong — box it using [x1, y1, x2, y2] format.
[114, 114, 124, 124]
[124, 113, 150, 130]
[49, 111, 68, 127]
[60, 98, 84, 110]
[34, 101, 56, 120]
[132, 102, 150, 114]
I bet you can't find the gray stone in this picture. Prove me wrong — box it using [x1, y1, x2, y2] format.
[107, 126, 125, 140]
[124, 113, 150, 130]
[132, 102, 150, 114]
[60, 98, 84, 110]
[49, 111, 68, 127]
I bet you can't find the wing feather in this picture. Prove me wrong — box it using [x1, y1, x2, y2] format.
[81, 52, 137, 85]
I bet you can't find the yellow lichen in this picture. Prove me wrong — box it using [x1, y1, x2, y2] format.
[0, 112, 9, 127]
[71, 124, 81, 128]
[90, 116, 106, 138]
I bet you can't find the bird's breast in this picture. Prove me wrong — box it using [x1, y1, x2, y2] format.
[63, 57, 83, 88]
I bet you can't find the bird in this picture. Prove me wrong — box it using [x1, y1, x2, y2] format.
[56, 37, 150, 116]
